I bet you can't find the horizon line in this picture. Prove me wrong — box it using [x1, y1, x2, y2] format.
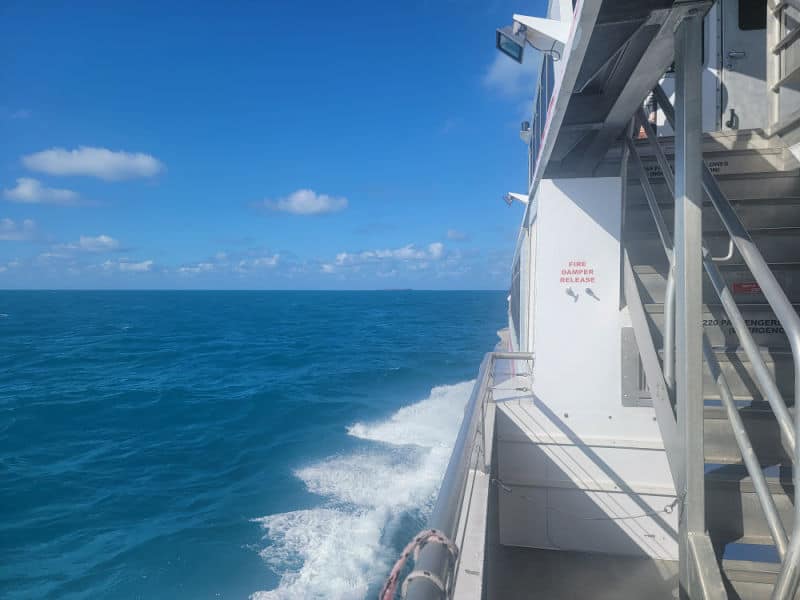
[0, 288, 507, 292]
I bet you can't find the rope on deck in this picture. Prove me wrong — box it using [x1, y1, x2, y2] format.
[378, 528, 458, 600]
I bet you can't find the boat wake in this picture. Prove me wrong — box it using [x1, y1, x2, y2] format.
[251, 380, 473, 600]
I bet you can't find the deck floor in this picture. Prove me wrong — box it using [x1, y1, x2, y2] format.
[484, 331, 680, 598]
[484, 470, 680, 599]
[485, 543, 679, 599]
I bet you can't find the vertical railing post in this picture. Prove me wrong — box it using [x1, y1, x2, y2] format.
[766, 1, 781, 131]
[674, 12, 705, 598]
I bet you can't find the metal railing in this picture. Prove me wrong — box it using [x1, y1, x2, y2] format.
[627, 120, 791, 560]
[626, 77, 800, 597]
[627, 111, 678, 396]
[403, 351, 533, 600]
[767, 0, 800, 134]
[652, 84, 800, 458]
[528, 53, 555, 182]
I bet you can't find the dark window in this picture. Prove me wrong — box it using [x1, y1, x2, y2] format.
[545, 54, 554, 94]
[529, 54, 555, 174]
[510, 258, 521, 344]
[739, 0, 767, 30]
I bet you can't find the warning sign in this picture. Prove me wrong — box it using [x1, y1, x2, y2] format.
[560, 260, 596, 285]
[732, 282, 761, 295]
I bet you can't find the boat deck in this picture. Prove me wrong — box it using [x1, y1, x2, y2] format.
[484, 481, 680, 599]
[477, 335, 680, 598]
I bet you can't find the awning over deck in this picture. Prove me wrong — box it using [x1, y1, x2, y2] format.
[536, 0, 711, 182]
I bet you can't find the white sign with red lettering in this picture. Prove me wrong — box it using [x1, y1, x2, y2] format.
[559, 260, 595, 285]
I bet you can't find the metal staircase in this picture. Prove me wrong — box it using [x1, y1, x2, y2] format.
[622, 74, 800, 598]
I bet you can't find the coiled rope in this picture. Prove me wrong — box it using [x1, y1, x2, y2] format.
[378, 528, 459, 600]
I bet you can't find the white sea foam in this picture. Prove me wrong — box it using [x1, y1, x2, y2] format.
[347, 381, 474, 449]
[251, 380, 473, 600]
[252, 508, 385, 600]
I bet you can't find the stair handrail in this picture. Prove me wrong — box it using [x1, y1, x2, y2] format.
[632, 109, 789, 422]
[634, 110, 679, 394]
[625, 125, 791, 559]
[629, 111, 797, 448]
[700, 269, 790, 560]
[624, 132, 677, 396]
[650, 84, 800, 598]
[701, 249, 796, 458]
[652, 85, 799, 445]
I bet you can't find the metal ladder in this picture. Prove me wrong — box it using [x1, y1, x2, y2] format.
[623, 14, 800, 600]
[767, 0, 800, 150]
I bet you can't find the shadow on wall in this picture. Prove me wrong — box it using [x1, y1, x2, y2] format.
[486, 389, 680, 599]
[494, 389, 678, 557]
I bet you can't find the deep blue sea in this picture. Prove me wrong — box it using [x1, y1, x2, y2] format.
[0, 290, 505, 599]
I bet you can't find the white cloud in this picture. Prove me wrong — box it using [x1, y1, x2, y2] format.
[260, 189, 348, 215]
[22, 146, 165, 181]
[177, 252, 279, 275]
[47, 235, 121, 257]
[335, 243, 445, 266]
[251, 255, 280, 267]
[36, 251, 69, 262]
[178, 262, 215, 274]
[446, 229, 468, 241]
[3, 177, 79, 205]
[103, 259, 153, 272]
[235, 254, 280, 272]
[321, 263, 335, 274]
[76, 234, 119, 252]
[483, 53, 539, 97]
[119, 259, 153, 272]
[0, 218, 36, 241]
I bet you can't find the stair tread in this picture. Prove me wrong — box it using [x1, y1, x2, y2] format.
[628, 226, 800, 236]
[704, 404, 791, 419]
[705, 467, 793, 493]
[659, 345, 791, 361]
[633, 262, 800, 274]
[722, 558, 782, 575]
[644, 302, 800, 310]
[706, 466, 795, 548]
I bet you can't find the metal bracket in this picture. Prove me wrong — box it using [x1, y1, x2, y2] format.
[622, 327, 652, 407]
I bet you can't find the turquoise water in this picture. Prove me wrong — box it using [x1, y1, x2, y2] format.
[0, 290, 505, 599]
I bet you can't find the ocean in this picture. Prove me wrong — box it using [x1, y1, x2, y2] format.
[0, 290, 506, 599]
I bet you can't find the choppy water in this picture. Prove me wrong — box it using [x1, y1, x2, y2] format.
[0, 290, 505, 599]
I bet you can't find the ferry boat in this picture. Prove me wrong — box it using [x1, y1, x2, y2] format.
[383, 0, 800, 598]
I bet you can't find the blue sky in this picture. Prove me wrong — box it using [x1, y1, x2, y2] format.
[0, 0, 544, 289]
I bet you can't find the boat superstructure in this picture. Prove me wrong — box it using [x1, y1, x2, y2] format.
[386, 1, 800, 599]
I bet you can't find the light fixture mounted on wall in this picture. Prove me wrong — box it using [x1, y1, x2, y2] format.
[495, 14, 570, 64]
[504, 192, 529, 207]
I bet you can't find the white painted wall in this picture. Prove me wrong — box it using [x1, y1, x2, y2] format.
[497, 178, 678, 560]
[532, 177, 622, 413]
[529, 177, 667, 440]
